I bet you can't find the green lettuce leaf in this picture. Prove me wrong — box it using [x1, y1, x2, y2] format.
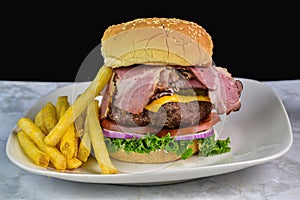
[105, 133, 193, 159]
[105, 133, 231, 160]
[197, 135, 231, 157]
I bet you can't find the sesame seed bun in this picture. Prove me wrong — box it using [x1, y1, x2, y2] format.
[101, 17, 213, 68]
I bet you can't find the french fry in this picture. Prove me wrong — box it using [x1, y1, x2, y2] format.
[44, 65, 112, 146]
[56, 95, 70, 120]
[73, 131, 79, 158]
[56, 95, 80, 159]
[77, 131, 92, 162]
[87, 101, 118, 174]
[76, 129, 84, 139]
[73, 107, 86, 159]
[66, 158, 82, 169]
[17, 117, 66, 170]
[17, 130, 50, 167]
[42, 102, 58, 133]
[60, 123, 76, 159]
[18, 118, 47, 150]
[34, 109, 48, 134]
[45, 145, 67, 170]
[74, 108, 86, 134]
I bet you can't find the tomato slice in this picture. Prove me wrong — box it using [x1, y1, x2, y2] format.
[100, 113, 220, 137]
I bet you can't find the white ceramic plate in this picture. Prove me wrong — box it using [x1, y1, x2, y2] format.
[6, 78, 293, 185]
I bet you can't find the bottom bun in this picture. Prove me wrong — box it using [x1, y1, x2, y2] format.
[109, 141, 199, 163]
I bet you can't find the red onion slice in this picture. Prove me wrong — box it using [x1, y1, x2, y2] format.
[103, 128, 214, 140]
[174, 128, 214, 141]
[103, 129, 145, 139]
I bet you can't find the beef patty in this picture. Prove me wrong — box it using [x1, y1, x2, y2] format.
[107, 101, 212, 129]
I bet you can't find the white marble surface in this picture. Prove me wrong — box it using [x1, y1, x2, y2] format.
[1, 79, 299, 200]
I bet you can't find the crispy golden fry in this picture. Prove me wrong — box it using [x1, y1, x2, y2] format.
[74, 108, 86, 134]
[56, 96, 70, 120]
[34, 109, 48, 134]
[77, 105, 93, 162]
[42, 102, 58, 133]
[66, 158, 82, 169]
[44, 65, 112, 146]
[45, 145, 67, 170]
[60, 123, 76, 159]
[17, 117, 66, 170]
[73, 129, 79, 158]
[87, 101, 118, 174]
[77, 122, 91, 162]
[17, 130, 50, 167]
[18, 118, 47, 150]
[76, 129, 84, 139]
[57, 96, 80, 161]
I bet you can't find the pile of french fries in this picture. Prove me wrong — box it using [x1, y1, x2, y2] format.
[16, 66, 118, 174]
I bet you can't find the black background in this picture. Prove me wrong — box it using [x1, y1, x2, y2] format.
[2, 2, 299, 82]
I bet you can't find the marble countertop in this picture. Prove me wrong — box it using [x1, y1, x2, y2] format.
[1, 79, 299, 200]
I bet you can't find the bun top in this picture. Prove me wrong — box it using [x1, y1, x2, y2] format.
[101, 17, 214, 68]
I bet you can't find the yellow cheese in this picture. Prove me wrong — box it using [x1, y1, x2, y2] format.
[145, 94, 210, 112]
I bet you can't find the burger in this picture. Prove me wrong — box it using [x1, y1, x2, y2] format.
[98, 17, 243, 163]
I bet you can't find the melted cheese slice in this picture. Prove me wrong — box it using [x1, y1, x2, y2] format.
[145, 94, 210, 112]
